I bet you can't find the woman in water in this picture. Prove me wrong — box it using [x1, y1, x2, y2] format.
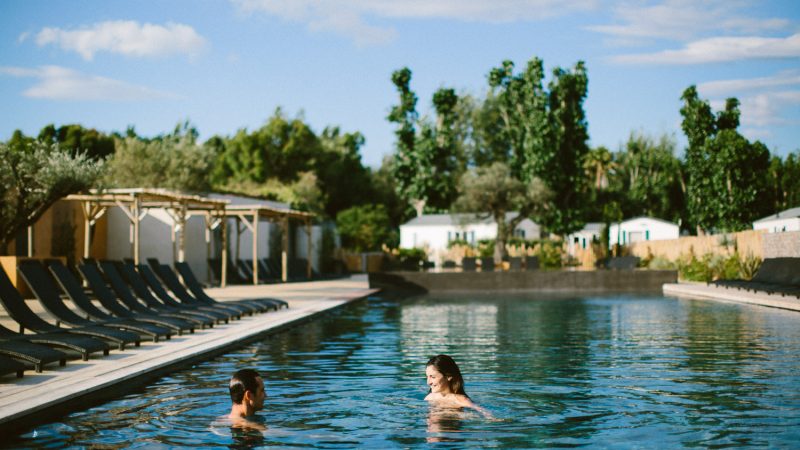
[425, 354, 490, 416]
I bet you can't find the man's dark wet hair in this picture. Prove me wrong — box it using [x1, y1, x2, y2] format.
[230, 368, 261, 404]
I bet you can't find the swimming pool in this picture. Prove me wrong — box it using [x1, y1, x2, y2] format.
[7, 294, 800, 448]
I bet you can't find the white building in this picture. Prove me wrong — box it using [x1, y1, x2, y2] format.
[106, 192, 323, 283]
[400, 213, 539, 261]
[608, 217, 679, 247]
[567, 222, 602, 255]
[753, 207, 800, 233]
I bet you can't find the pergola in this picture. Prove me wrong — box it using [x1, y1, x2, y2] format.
[65, 188, 228, 273]
[65, 188, 316, 288]
[223, 204, 315, 285]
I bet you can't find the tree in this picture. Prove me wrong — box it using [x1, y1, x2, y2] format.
[38, 124, 115, 160]
[487, 57, 590, 236]
[105, 122, 214, 192]
[0, 141, 103, 248]
[388, 67, 462, 215]
[680, 87, 771, 232]
[614, 132, 684, 223]
[336, 204, 396, 252]
[453, 162, 552, 262]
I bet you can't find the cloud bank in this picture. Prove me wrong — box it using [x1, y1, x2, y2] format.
[0, 65, 178, 101]
[29, 20, 206, 60]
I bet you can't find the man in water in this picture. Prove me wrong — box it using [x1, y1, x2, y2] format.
[228, 368, 266, 426]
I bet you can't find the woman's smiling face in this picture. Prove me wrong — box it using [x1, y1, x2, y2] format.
[426, 365, 451, 394]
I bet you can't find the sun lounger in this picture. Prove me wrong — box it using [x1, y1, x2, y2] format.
[462, 257, 477, 272]
[175, 261, 287, 311]
[116, 262, 216, 328]
[0, 354, 30, 378]
[136, 264, 233, 323]
[48, 260, 180, 342]
[0, 325, 68, 372]
[17, 260, 141, 351]
[96, 261, 196, 335]
[154, 262, 259, 316]
[0, 267, 110, 361]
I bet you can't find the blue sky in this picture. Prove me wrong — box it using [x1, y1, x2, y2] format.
[1, 0, 798, 167]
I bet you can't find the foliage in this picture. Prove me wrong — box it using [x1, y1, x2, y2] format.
[487, 57, 590, 236]
[318, 225, 337, 273]
[38, 124, 115, 160]
[388, 68, 462, 213]
[336, 205, 396, 252]
[0, 141, 104, 247]
[105, 122, 214, 192]
[383, 247, 428, 271]
[676, 251, 761, 282]
[680, 87, 771, 233]
[535, 240, 564, 269]
[452, 162, 552, 261]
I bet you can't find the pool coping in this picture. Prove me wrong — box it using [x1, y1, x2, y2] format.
[663, 282, 800, 312]
[0, 278, 379, 435]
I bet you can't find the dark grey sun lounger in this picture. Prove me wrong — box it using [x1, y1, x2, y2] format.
[0, 267, 110, 361]
[96, 261, 198, 334]
[48, 260, 176, 343]
[137, 265, 232, 324]
[0, 324, 68, 373]
[149, 262, 251, 317]
[175, 262, 287, 311]
[0, 354, 29, 378]
[116, 262, 216, 328]
[18, 260, 141, 351]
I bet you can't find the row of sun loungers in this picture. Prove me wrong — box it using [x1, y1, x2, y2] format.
[452, 256, 540, 272]
[711, 257, 800, 298]
[210, 257, 327, 285]
[0, 258, 287, 379]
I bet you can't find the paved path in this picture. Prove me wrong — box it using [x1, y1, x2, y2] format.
[0, 275, 376, 433]
[664, 282, 800, 312]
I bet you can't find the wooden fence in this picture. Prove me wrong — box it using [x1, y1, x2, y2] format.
[628, 229, 765, 261]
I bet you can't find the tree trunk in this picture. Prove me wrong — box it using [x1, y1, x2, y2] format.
[494, 214, 508, 263]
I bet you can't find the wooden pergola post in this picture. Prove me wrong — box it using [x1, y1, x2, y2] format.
[251, 211, 259, 285]
[281, 217, 289, 282]
[132, 195, 141, 265]
[220, 213, 228, 288]
[305, 218, 312, 279]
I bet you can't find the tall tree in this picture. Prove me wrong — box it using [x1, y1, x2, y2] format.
[680, 87, 771, 232]
[37, 124, 115, 160]
[487, 58, 590, 236]
[388, 67, 461, 215]
[0, 141, 103, 248]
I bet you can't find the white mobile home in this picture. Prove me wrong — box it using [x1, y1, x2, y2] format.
[608, 217, 679, 247]
[567, 222, 602, 255]
[753, 207, 800, 233]
[400, 213, 539, 260]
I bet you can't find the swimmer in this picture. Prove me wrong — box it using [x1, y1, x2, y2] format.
[228, 368, 267, 430]
[425, 354, 492, 417]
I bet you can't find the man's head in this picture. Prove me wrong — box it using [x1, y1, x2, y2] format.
[229, 368, 266, 413]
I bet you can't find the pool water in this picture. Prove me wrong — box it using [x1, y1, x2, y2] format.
[6, 294, 800, 448]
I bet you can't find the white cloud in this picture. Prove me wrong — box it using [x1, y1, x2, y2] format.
[33, 20, 205, 60]
[589, 0, 789, 43]
[739, 91, 800, 127]
[231, 0, 597, 45]
[612, 33, 800, 64]
[698, 70, 800, 96]
[0, 65, 178, 101]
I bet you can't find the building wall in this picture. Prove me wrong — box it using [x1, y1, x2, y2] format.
[762, 231, 800, 257]
[609, 219, 679, 247]
[754, 218, 800, 233]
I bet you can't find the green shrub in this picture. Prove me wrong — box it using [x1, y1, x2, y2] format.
[336, 204, 395, 252]
[536, 240, 563, 268]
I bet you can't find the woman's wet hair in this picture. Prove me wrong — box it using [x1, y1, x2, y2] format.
[427, 354, 468, 397]
[229, 368, 261, 404]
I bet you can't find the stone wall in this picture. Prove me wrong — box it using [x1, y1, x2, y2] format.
[369, 269, 677, 294]
[763, 231, 800, 257]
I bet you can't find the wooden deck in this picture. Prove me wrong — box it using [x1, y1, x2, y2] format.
[0, 275, 376, 434]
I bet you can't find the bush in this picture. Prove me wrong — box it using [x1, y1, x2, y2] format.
[677, 251, 761, 282]
[336, 204, 396, 252]
[382, 247, 428, 271]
